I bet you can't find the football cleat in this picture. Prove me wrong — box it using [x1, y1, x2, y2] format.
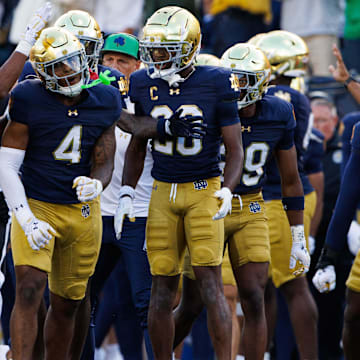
[221, 43, 271, 109]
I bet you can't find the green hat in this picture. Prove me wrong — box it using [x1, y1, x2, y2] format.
[101, 33, 139, 60]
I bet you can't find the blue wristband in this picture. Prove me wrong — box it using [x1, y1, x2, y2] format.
[282, 196, 304, 211]
[156, 118, 166, 142]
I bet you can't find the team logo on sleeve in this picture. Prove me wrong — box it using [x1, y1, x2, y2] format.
[274, 90, 291, 103]
[193, 180, 208, 190]
[81, 204, 90, 218]
[229, 73, 240, 92]
[249, 201, 261, 213]
[118, 78, 129, 95]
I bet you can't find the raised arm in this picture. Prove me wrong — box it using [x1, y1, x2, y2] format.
[0, 2, 52, 99]
[329, 43, 360, 104]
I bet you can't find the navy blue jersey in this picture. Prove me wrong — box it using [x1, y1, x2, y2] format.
[9, 79, 122, 204]
[341, 112, 360, 174]
[129, 66, 240, 183]
[263, 85, 313, 200]
[304, 128, 325, 175]
[220, 95, 296, 194]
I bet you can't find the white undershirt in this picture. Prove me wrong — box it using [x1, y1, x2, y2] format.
[100, 98, 153, 217]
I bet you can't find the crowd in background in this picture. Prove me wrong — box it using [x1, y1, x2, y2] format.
[0, 1, 360, 360]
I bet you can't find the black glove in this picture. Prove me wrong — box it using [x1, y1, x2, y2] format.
[315, 244, 339, 271]
[157, 108, 207, 140]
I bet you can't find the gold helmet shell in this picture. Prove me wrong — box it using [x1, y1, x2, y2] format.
[30, 27, 89, 97]
[140, 6, 201, 83]
[255, 30, 309, 78]
[221, 43, 271, 109]
[247, 33, 266, 46]
[54, 10, 103, 72]
[194, 53, 221, 66]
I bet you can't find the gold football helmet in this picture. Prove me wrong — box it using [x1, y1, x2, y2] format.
[255, 30, 309, 78]
[54, 10, 103, 73]
[194, 53, 221, 66]
[221, 43, 271, 109]
[30, 27, 89, 97]
[140, 6, 201, 85]
[247, 33, 266, 46]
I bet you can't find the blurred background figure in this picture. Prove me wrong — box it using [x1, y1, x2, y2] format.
[280, 0, 342, 77]
[94, 0, 144, 34]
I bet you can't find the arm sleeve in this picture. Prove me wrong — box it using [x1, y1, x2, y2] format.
[0, 147, 34, 227]
[325, 123, 360, 251]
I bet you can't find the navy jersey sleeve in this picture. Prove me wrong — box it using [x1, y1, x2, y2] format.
[213, 67, 241, 102]
[325, 125, 360, 251]
[212, 68, 240, 127]
[342, 113, 360, 175]
[304, 129, 325, 175]
[276, 102, 296, 150]
[8, 81, 31, 124]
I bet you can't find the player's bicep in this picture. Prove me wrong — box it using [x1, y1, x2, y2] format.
[1, 120, 29, 150]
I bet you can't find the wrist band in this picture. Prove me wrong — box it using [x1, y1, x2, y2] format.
[15, 40, 32, 57]
[282, 196, 304, 211]
[119, 185, 135, 200]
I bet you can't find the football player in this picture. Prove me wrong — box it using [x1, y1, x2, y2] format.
[0, 25, 205, 359]
[255, 30, 319, 359]
[18, 10, 128, 98]
[173, 43, 309, 360]
[115, 6, 244, 360]
[312, 120, 360, 359]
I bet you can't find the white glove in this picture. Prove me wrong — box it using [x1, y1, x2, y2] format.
[73, 176, 103, 202]
[308, 235, 316, 255]
[213, 187, 233, 220]
[312, 265, 336, 293]
[24, 216, 57, 251]
[347, 220, 360, 256]
[289, 225, 311, 275]
[114, 185, 136, 240]
[16, 2, 52, 56]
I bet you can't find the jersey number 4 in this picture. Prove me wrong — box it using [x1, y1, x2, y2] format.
[151, 105, 203, 156]
[53, 125, 82, 164]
